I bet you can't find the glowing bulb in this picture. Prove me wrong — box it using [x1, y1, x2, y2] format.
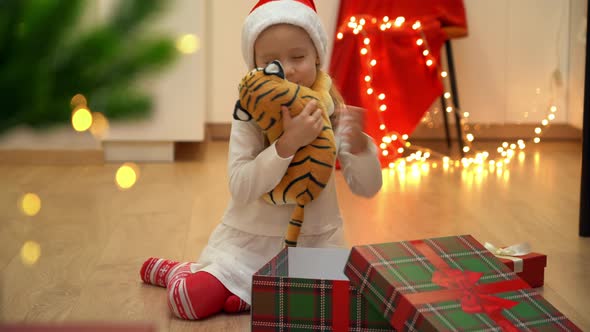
[444, 92, 451, 99]
[463, 146, 470, 153]
[463, 112, 470, 118]
[72, 108, 93, 132]
[446, 106, 452, 113]
[550, 106, 557, 112]
[466, 134, 474, 142]
[405, 142, 411, 147]
[510, 144, 516, 150]
[337, 32, 344, 40]
[548, 114, 556, 120]
[542, 119, 549, 126]
[359, 18, 366, 25]
[394, 17, 405, 27]
[380, 24, 386, 31]
[391, 135, 398, 141]
[389, 162, 395, 169]
[364, 75, 371, 82]
[423, 50, 429, 56]
[364, 38, 370, 45]
[380, 143, 387, 149]
[441, 71, 448, 78]
[426, 59, 433, 66]
[367, 88, 374, 95]
[534, 137, 540, 143]
[379, 124, 386, 130]
[383, 16, 390, 22]
[502, 142, 509, 148]
[402, 134, 409, 140]
[360, 48, 367, 55]
[412, 21, 422, 30]
[416, 39, 424, 46]
[176, 34, 200, 54]
[382, 150, 389, 156]
[534, 127, 542, 134]
[378, 93, 386, 100]
[380, 104, 387, 111]
[517, 139, 524, 145]
[382, 136, 392, 143]
[397, 147, 404, 153]
[370, 59, 377, 66]
[350, 16, 357, 22]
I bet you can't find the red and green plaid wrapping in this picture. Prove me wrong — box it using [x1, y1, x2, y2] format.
[252, 248, 393, 331]
[345, 235, 582, 331]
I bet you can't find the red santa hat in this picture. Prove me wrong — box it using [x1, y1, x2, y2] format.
[241, 0, 328, 69]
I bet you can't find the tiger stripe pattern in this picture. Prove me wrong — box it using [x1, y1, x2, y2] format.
[233, 61, 336, 247]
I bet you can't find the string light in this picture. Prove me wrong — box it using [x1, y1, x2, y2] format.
[335, 15, 557, 171]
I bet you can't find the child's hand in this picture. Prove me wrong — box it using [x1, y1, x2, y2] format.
[276, 100, 323, 158]
[336, 105, 368, 155]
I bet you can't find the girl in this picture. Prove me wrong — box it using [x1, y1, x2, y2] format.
[139, 0, 382, 320]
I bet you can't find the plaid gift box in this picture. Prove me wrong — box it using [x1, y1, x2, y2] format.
[496, 252, 547, 288]
[345, 235, 581, 331]
[251, 247, 394, 331]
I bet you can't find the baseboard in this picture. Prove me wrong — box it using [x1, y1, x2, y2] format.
[102, 141, 175, 162]
[0, 149, 104, 164]
[205, 123, 582, 141]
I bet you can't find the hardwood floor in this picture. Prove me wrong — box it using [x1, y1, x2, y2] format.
[0, 140, 588, 331]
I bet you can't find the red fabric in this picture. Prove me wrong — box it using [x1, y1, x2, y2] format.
[329, 0, 467, 165]
[168, 271, 232, 319]
[250, 0, 317, 13]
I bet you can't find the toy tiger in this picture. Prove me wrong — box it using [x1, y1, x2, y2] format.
[233, 60, 336, 247]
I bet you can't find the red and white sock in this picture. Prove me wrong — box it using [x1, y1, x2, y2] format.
[167, 271, 232, 320]
[140, 257, 188, 287]
[224, 295, 250, 313]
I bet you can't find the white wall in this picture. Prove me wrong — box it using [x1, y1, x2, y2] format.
[568, 0, 586, 130]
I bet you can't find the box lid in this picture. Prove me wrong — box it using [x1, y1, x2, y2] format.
[345, 234, 581, 331]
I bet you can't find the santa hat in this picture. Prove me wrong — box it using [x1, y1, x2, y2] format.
[241, 0, 328, 69]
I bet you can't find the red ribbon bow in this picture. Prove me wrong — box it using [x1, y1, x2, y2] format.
[432, 268, 520, 332]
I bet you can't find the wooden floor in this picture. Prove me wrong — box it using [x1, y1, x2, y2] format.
[0, 140, 588, 331]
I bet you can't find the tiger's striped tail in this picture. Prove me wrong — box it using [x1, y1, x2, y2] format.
[285, 204, 304, 247]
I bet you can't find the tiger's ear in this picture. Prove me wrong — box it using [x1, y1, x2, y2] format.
[233, 100, 252, 121]
[264, 60, 285, 79]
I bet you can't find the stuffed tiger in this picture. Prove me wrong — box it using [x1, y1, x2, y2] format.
[233, 60, 336, 247]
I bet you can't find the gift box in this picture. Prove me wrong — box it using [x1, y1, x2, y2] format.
[484, 242, 548, 288]
[345, 235, 581, 331]
[251, 247, 394, 331]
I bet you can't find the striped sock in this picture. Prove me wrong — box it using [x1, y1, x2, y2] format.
[140, 257, 186, 287]
[167, 271, 231, 320]
[223, 295, 250, 314]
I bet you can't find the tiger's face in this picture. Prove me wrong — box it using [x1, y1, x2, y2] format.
[233, 61, 303, 134]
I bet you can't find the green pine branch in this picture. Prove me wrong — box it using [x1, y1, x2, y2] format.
[0, 0, 178, 134]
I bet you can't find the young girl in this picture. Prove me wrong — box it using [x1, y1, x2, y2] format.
[139, 0, 382, 320]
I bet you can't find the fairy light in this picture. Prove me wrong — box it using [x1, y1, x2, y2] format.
[336, 14, 558, 172]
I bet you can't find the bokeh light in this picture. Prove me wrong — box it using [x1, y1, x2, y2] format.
[21, 241, 41, 266]
[72, 108, 93, 132]
[176, 34, 200, 54]
[116, 163, 140, 190]
[20, 193, 41, 216]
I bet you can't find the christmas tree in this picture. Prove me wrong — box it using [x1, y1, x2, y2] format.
[0, 0, 178, 134]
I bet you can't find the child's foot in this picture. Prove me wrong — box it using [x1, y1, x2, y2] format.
[167, 271, 231, 320]
[140, 257, 188, 287]
[223, 295, 250, 313]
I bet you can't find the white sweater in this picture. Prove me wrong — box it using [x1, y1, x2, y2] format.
[220, 118, 383, 236]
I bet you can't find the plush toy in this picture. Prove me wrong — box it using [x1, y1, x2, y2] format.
[233, 60, 336, 247]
